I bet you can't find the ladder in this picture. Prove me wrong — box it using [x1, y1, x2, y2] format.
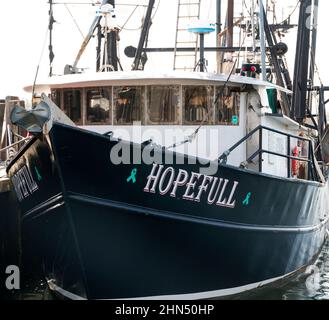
[173, 0, 202, 71]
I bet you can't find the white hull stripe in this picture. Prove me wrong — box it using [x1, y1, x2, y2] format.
[47, 279, 87, 300]
[47, 270, 296, 301]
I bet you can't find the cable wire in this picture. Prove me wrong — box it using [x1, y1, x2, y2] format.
[64, 3, 85, 39]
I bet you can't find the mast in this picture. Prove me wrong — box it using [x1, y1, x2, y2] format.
[220, 0, 234, 73]
[105, 0, 118, 71]
[132, 0, 155, 70]
[307, 0, 319, 116]
[308, 0, 318, 85]
[262, 8, 290, 115]
[258, 0, 267, 81]
[216, 0, 221, 36]
[216, 0, 221, 71]
[96, 22, 102, 72]
[292, 0, 312, 122]
[199, 33, 206, 72]
[226, 0, 234, 48]
[48, 0, 55, 77]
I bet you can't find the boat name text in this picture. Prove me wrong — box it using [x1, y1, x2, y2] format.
[143, 164, 238, 208]
[11, 165, 39, 202]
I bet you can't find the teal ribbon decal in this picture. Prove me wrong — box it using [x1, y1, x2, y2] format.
[243, 192, 252, 206]
[127, 168, 137, 184]
[232, 116, 239, 125]
[34, 167, 42, 181]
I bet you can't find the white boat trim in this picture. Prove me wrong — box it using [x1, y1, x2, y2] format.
[47, 279, 87, 300]
[25, 70, 293, 94]
[47, 269, 298, 300]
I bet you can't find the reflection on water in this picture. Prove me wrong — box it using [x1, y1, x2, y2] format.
[282, 238, 329, 301]
[13, 239, 329, 300]
[11, 278, 54, 301]
[239, 239, 329, 300]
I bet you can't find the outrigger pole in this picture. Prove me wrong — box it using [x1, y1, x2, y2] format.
[216, 0, 221, 71]
[71, 0, 109, 72]
[292, 0, 313, 122]
[48, 0, 55, 77]
[258, 0, 266, 81]
[261, 5, 291, 115]
[103, 0, 119, 71]
[132, 0, 155, 70]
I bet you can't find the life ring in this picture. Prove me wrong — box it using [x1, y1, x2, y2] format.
[292, 146, 299, 176]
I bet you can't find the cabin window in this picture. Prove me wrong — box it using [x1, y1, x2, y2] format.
[63, 89, 82, 124]
[51, 89, 61, 107]
[183, 86, 213, 125]
[114, 86, 144, 125]
[147, 86, 179, 124]
[215, 86, 240, 126]
[86, 87, 111, 124]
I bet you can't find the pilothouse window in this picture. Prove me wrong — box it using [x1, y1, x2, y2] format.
[86, 87, 111, 124]
[114, 86, 143, 125]
[215, 86, 240, 126]
[183, 86, 213, 124]
[147, 86, 179, 124]
[63, 89, 82, 124]
[51, 90, 61, 107]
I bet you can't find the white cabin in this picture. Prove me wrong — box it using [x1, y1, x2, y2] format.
[27, 70, 309, 179]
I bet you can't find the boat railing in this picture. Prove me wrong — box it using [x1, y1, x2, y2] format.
[218, 125, 319, 182]
[0, 136, 32, 165]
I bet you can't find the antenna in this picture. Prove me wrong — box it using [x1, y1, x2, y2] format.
[188, 20, 215, 72]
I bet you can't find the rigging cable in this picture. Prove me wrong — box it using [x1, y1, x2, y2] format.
[119, 0, 160, 31]
[32, 27, 50, 102]
[119, 5, 140, 30]
[276, 0, 300, 25]
[64, 3, 85, 39]
[310, 49, 323, 86]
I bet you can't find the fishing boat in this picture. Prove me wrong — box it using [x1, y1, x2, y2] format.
[1, 96, 28, 298]
[5, 0, 329, 299]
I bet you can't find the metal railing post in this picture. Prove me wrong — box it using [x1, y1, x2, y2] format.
[259, 127, 263, 173]
[218, 125, 319, 182]
[287, 136, 291, 178]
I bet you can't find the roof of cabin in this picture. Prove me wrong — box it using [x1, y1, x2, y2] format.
[25, 70, 293, 94]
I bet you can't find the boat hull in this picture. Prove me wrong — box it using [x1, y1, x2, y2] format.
[6, 123, 329, 299]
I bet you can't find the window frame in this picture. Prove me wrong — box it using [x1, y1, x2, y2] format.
[146, 85, 181, 125]
[182, 85, 214, 125]
[62, 88, 83, 125]
[113, 86, 145, 125]
[214, 86, 241, 126]
[85, 87, 112, 125]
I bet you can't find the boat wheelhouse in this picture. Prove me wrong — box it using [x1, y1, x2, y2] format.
[27, 70, 308, 179]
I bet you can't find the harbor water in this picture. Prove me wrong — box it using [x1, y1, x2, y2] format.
[8, 239, 329, 300]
